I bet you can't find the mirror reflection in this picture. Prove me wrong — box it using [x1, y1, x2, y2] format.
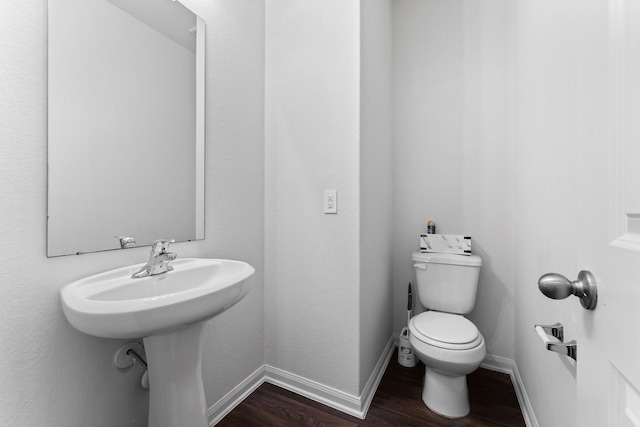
[47, 0, 205, 257]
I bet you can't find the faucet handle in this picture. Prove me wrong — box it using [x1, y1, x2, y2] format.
[151, 239, 175, 256]
[115, 236, 136, 249]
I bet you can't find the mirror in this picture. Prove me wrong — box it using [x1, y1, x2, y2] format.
[47, 0, 205, 257]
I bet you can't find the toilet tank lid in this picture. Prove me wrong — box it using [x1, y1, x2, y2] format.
[412, 251, 482, 267]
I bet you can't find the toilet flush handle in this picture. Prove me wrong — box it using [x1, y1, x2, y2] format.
[537, 270, 598, 310]
[413, 263, 427, 270]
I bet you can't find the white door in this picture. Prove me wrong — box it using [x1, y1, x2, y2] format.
[574, 1, 640, 425]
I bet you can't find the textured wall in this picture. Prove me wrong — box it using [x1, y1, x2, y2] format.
[512, 1, 608, 425]
[359, 0, 394, 392]
[264, 0, 362, 396]
[0, 0, 264, 425]
[182, 0, 265, 407]
[391, 0, 516, 361]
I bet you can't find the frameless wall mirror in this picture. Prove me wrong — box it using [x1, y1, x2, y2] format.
[47, 0, 205, 257]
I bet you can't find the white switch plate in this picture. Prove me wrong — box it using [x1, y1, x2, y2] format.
[324, 190, 337, 214]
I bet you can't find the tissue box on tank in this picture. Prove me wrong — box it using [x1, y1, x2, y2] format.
[420, 234, 472, 255]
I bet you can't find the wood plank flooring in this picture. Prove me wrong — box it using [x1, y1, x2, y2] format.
[217, 349, 526, 426]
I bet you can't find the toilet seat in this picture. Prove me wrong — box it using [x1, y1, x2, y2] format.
[410, 311, 482, 351]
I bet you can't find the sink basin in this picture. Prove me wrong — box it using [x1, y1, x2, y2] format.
[60, 257, 255, 427]
[61, 258, 255, 339]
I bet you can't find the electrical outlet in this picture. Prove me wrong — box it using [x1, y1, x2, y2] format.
[324, 190, 337, 214]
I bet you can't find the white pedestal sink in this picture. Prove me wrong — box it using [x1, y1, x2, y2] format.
[60, 258, 255, 427]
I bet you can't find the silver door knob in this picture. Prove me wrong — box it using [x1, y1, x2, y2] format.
[538, 270, 598, 310]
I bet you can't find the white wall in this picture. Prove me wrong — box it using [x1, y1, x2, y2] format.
[393, 2, 612, 426]
[264, 0, 363, 396]
[512, 1, 609, 426]
[181, 0, 265, 411]
[392, 0, 515, 361]
[3, 1, 612, 426]
[0, 0, 264, 425]
[359, 0, 394, 391]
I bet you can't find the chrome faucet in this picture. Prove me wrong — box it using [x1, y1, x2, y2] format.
[131, 239, 177, 279]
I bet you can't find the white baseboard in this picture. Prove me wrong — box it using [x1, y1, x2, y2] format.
[481, 354, 539, 427]
[357, 336, 395, 418]
[509, 360, 539, 427]
[207, 346, 538, 427]
[481, 353, 514, 374]
[263, 365, 363, 418]
[207, 366, 265, 426]
[207, 336, 395, 424]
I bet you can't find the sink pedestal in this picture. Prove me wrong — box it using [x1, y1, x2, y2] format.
[144, 321, 208, 427]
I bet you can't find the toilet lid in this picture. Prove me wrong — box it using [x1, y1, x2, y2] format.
[410, 311, 482, 350]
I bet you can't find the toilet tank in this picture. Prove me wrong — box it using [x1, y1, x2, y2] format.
[412, 251, 482, 314]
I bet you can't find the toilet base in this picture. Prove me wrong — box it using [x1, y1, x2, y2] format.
[422, 367, 469, 418]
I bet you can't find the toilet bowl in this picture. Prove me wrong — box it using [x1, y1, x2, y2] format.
[409, 251, 484, 418]
[409, 311, 486, 418]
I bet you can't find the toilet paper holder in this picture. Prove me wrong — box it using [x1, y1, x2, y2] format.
[534, 322, 577, 361]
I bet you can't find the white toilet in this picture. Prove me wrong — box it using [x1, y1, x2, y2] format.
[408, 251, 485, 419]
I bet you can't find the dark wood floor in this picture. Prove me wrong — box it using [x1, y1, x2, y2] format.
[218, 349, 526, 426]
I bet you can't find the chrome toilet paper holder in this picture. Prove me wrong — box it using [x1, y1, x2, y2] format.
[534, 322, 577, 361]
